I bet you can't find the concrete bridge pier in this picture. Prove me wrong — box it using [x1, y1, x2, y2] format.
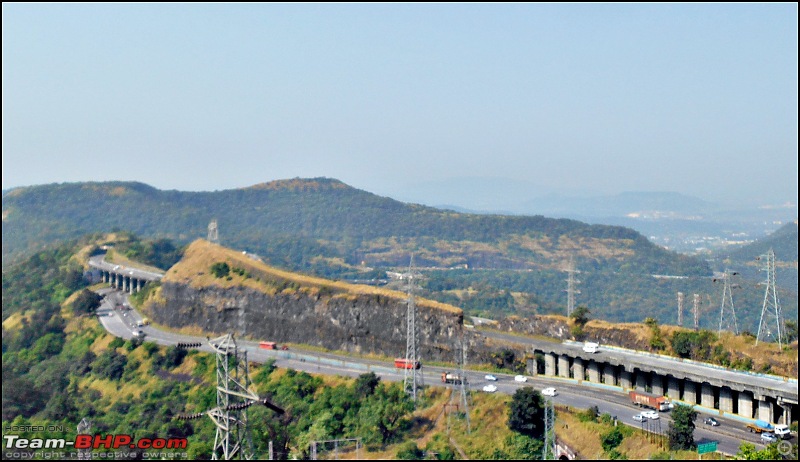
[758, 399, 773, 423]
[667, 376, 680, 401]
[587, 361, 601, 383]
[603, 364, 616, 386]
[683, 380, 697, 405]
[635, 371, 648, 391]
[738, 390, 754, 418]
[573, 358, 585, 382]
[701, 383, 715, 409]
[719, 387, 734, 413]
[558, 355, 570, 378]
[651, 373, 664, 396]
[545, 353, 556, 376]
[619, 370, 632, 390]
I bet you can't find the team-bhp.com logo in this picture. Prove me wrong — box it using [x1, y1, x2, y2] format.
[4, 434, 188, 450]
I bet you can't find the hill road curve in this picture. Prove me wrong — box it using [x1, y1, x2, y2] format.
[94, 288, 785, 457]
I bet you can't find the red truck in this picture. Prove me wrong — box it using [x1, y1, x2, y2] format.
[394, 358, 421, 370]
[259, 341, 289, 351]
[629, 390, 670, 411]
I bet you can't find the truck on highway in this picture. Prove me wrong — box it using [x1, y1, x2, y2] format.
[394, 358, 421, 370]
[746, 420, 774, 433]
[774, 424, 791, 439]
[441, 372, 464, 384]
[259, 341, 289, 350]
[629, 390, 670, 411]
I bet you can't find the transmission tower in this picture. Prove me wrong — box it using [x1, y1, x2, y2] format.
[715, 270, 740, 335]
[564, 255, 581, 317]
[542, 399, 555, 460]
[677, 292, 685, 326]
[692, 294, 700, 331]
[208, 219, 220, 244]
[176, 334, 285, 460]
[403, 255, 424, 403]
[756, 249, 786, 347]
[77, 418, 91, 460]
[447, 337, 471, 434]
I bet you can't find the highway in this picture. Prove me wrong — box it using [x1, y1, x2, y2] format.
[95, 288, 783, 457]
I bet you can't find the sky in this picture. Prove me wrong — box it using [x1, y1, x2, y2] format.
[3, 4, 798, 209]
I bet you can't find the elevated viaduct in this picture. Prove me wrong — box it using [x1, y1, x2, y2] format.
[88, 255, 163, 294]
[526, 340, 797, 426]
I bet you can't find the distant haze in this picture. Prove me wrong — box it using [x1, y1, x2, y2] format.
[3, 4, 797, 208]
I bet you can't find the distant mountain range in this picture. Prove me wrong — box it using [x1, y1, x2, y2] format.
[2, 178, 796, 330]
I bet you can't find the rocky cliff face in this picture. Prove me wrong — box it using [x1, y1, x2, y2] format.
[147, 282, 470, 361]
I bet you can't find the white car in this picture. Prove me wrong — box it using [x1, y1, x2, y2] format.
[633, 414, 645, 422]
[482, 384, 498, 393]
[485, 374, 498, 381]
[542, 387, 557, 397]
[514, 375, 528, 383]
[642, 410, 660, 420]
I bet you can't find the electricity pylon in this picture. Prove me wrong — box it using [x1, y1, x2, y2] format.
[403, 255, 424, 403]
[564, 255, 581, 317]
[715, 270, 739, 335]
[208, 219, 220, 244]
[677, 292, 685, 326]
[176, 334, 284, 460]
[756, 249, 786, 347]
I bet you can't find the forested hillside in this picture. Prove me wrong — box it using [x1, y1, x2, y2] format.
[3, 178, 796, 331]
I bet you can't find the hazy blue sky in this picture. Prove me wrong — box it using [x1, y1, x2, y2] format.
[3, 4, 797, 207]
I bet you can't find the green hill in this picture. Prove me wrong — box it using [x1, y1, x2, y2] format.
[5, 178, 795, 331]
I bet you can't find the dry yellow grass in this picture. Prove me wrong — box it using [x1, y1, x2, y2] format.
[165, 239, 462, 315]
[2, 311, 28, 330]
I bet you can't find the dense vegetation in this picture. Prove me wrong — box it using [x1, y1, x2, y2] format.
[3, 179, 796, 333]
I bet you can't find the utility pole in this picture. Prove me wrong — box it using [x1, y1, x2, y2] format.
[716, 270, 740, 335]
[756, 249, 786, 348]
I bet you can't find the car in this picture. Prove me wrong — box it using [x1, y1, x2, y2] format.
[642, 411, 660, 420]
[542, 387, 557, 397]
[760, 432, 778, 443]
[485, 374, 498, 381]
[132, 329, 145, 338]
[633, 414, 645, 422]
[703, 417, 719, 426]
[482, 384, 498, 393]
[514, 375, 527, 383]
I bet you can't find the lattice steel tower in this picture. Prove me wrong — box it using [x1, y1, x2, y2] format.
[677, 292, 685, 326]
[447, 336, 471, 434]
[716, 270, 739, 335]
[176, 335, 284, 460]
[208, 219, 220, 244]
[692, 294, 700, 331]
[564, 255, 581, 317]
[403, 255, 424, 403]
[542, 399, 555, 460]
[209, 334, 259, 459]
[757, 249, 786, 347]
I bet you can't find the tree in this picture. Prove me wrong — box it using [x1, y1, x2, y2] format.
[736, 441, 784, 460]
[601, 426, 624, 452]
[354, 372, 380, 398]
[507, 387, 545, 439]
[667, 404, 697, 450]
[71, 289, 102, 315]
